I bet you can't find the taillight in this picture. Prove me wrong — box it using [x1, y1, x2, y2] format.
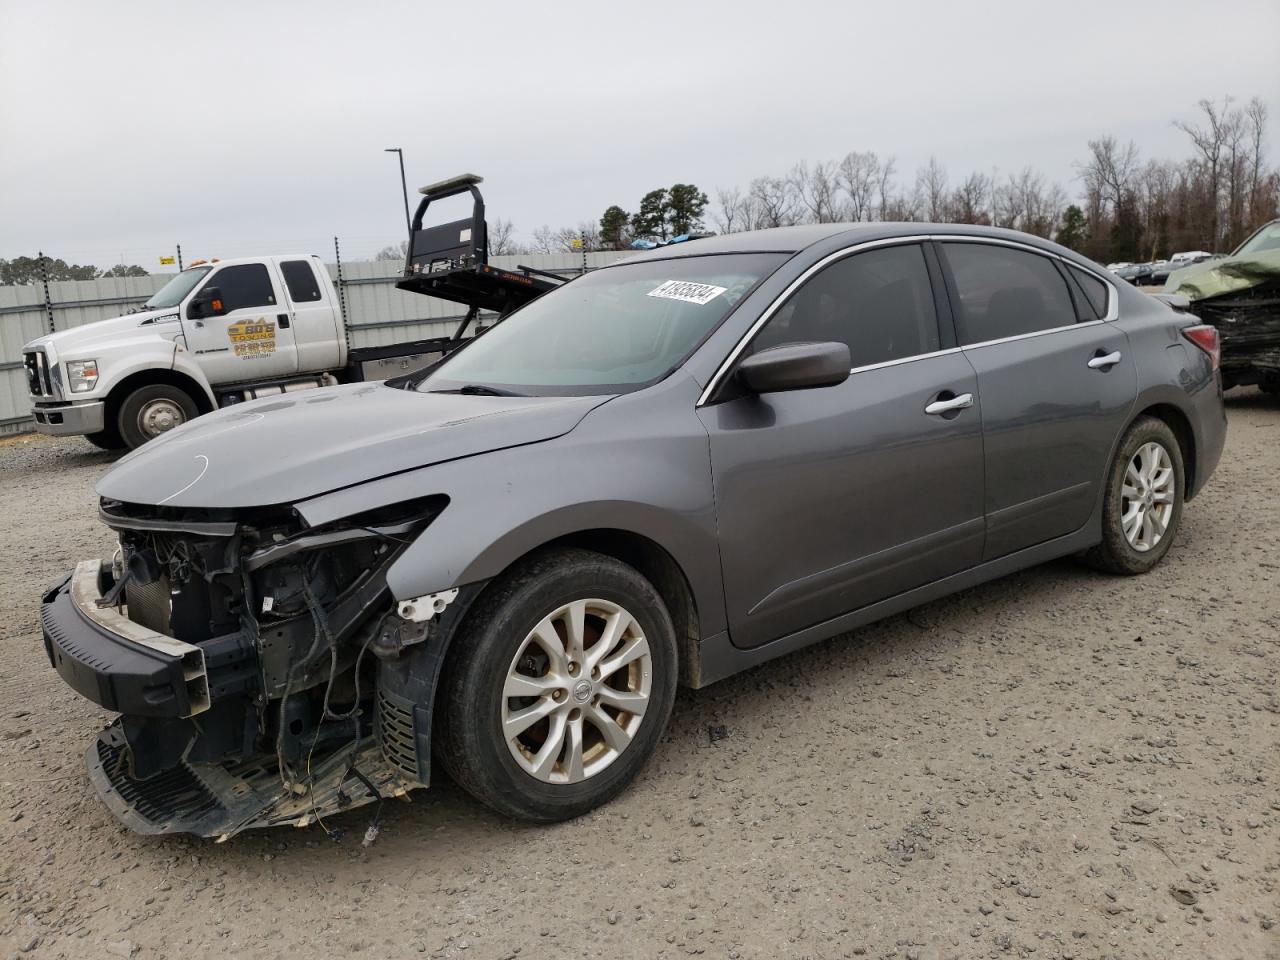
[1183, 324, 1220, 371]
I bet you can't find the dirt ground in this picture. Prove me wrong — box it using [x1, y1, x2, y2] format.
[0, 392, 1276, 960]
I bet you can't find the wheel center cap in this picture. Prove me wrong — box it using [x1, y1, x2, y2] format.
[572, 679, 592, 703]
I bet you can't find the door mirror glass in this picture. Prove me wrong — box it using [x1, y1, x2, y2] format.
[737, 341, 851, 394]
[188, 286, 225, 319]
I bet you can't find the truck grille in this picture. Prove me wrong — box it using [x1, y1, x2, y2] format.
[23, 350, 53, 397]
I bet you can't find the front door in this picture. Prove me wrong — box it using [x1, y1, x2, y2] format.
[935, 240, 1138, 559]
[183, 262, 299, 384]
[699, 242, 987, 650]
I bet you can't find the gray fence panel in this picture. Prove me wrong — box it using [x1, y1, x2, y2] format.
[0, 250, 639, 435]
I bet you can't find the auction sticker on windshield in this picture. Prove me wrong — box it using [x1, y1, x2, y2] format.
[647, 280, 728, 305]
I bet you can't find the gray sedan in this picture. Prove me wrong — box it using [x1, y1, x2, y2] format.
[43, 224, 1226, 834]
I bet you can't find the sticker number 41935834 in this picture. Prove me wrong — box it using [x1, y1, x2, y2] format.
[646, 280, 728, 306]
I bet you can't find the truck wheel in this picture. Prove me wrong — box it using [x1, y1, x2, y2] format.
[1081, 416, 1185, 576]
[435, 548, 678, 822]
[117, 384, 199, 449]
[85, 426, 125, 451]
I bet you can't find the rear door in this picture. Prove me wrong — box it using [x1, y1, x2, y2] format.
[183, 262, 299, 383]
[277, 258, 342, 372]
[935, 240, 1136, 559]
[700, 241, 986, 650]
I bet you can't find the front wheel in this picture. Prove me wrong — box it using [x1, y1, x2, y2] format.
[1081, 416, 1185, 575]
[117, 384, 199, 449]
[435, 548, 678, 821]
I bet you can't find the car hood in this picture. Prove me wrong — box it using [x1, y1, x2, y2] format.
[1164, 248, 1280, 301]
[96, 383, 612, 509]
[24, 308, 182, 358]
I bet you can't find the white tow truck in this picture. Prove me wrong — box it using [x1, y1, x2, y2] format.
[21, 176, 562, 449]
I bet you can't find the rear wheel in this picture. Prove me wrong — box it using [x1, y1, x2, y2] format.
[117, 384, 199, 449]
[435, 548, 678, 821]
[1082, 416, 1184, 575]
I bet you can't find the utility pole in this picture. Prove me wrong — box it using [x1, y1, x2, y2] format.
[385, 148, 411, 241]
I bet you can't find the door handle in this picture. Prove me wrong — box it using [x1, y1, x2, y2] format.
[1088, 350, 1122, 369]
[924, 392, 974, 416]
[276, 313, 291, 329]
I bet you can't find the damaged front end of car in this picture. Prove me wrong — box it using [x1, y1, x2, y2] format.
[41, 495, 468, 840]
[1165, 241, 1280, 392]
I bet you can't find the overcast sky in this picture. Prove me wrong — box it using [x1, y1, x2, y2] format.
[2, 0, 1278, 267]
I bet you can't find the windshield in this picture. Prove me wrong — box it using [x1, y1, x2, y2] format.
[416, 253, 785, 397]
[1233, 221, 1280, 257]
[145, 266, 212, 309]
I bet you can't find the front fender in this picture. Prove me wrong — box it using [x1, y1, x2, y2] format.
[294, 374, 727, 638]
[169, 347, 217, 407]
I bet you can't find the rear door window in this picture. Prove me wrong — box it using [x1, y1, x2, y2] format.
[940, 243, 1079, 345]
[280, 260, 322, 303]
[752, 243, 941, 368]
[204, 263, 276, 311]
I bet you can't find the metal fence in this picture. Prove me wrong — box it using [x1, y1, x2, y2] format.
[0, 250, 632, 436]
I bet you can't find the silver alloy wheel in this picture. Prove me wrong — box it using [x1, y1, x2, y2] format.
[502, 598, 652, 784]
[1121, 441, 1176, 552]
[137, 397, 187, 439]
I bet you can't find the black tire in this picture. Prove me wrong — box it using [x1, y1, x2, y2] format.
[1081, 416, 1185, 575]
[84, 426, 125, 450]
[435, 548, 678, 822]
[117, 384, 200, 449]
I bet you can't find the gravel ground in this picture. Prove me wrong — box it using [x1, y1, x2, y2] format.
[1, 392, 1277, 960]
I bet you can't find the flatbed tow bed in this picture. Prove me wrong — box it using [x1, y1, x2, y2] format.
[387, 174, 564, 350]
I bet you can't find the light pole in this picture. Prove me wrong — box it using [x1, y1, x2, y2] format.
[385, 148, 411, 242]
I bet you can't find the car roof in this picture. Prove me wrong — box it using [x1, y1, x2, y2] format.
[621, 222, 1072, 261]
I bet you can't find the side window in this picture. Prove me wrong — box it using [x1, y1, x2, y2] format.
[1067, 264, 1109, 319]
[280, 260, 322, 303]
[204, 264, 276, 312]
[941, 243, 1078, 345]
[752, 244, 941, 368]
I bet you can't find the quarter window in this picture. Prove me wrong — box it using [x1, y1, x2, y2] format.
[941, 243, 1078, 345]
[280, 260, 322, 303]
[1067, 264, 1109, 319]
[204, 264, 276, 312]
[752, 244, 941, 367]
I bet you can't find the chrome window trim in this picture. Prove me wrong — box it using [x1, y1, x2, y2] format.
[696, 233, 1118, 407]
[959, 317, 1106, 352]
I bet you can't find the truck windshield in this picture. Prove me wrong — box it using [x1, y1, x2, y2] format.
[144, 266, 212, 309]
[416, 252, 785, 396]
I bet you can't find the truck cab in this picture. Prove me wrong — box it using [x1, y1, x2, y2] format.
[23, 254, 345, 449]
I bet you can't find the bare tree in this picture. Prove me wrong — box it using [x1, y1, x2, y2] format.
[749, 176, 798, 228]
[713, 186, 747, 234]
[790, 160, 840, 223]
[836, 151, 884, 221]
[374, 240, 408, 261]
[1174, 97, 1243, 248]
[488, 218, 518, 256]
[530, 225, 557, 255]
[949, 171, 992, 224]
[916, 157, 949, 221]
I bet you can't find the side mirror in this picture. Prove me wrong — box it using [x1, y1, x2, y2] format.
[737, 341, 851, 394]
[188, 286, 225, 319]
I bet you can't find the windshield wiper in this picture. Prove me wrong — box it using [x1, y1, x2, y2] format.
[432, 383, 526, 397]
